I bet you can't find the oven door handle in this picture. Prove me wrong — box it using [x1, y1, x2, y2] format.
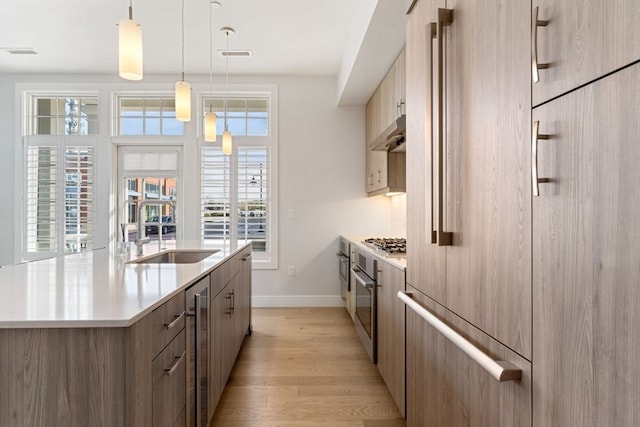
[351, 267, 374, 290]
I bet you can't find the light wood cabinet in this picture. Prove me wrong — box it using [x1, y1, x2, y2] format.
[366, 51, 406, 148]
[406, 0, 531, 357]
[0, 247, 252, 427]
[208, 245, 253, 416]
[152, 329, 187, 427]
[406, 0, 445, 310]
[375, 259, 405, 417]
[532, 61, 640, 427]
[532, 0, 640, 106]
[365, 49, 407, 197]
[209, 281, 235, 415]
[405, 0, 532, 425]
[406, 285, 532, 427]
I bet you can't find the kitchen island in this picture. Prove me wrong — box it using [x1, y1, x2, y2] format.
[0, 241, 252, 427]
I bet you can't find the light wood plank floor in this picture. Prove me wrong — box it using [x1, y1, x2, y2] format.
[211, 307, 406, 427]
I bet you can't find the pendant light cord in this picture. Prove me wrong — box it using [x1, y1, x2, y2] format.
[181, 0, 185, 81]
[128, 0, 133, 20]
[225, 29, 230, 131]
[208, 1, 213, 112]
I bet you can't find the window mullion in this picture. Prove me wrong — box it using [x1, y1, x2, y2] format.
[230, 145, 239, 242]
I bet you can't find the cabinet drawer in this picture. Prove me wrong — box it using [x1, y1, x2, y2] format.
[152, 329, 186, 427]
[151, 292, 185, 356]
[210, 251, 243, 298]
[404, 285, 531, 427]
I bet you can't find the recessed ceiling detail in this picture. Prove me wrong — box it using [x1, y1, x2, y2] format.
[218, 50, 252, 57]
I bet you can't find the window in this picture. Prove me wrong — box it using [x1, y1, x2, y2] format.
[117, 96, 183, 136]
[23, 95, 98, 259]
[203, 97, 269, 136]
[118, 147, 180, 243]
[201, 93, 277, 268]
[25, 142, 95, 256]
[201, 147, 269, 252]
[30, 96, 98, 135]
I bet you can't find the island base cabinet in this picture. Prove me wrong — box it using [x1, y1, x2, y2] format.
[152, 329, 186, 427]
[0, 328, 127, 427]
[405, 285, 531, 427]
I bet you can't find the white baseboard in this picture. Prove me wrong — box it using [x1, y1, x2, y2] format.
[252, 295, 345, 307]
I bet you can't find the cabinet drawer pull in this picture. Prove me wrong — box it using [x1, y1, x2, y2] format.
[531, 121, 551, 197]
[242, 253, 253, 261]
[398, 291, 522, 382]
[436, 8, 453, 246]
[165, 350, 186, 376]
[165, 311, 185, 330]
[531, 6, 549, 83]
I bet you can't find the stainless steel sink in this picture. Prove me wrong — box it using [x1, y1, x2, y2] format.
[127, 250, 219, 264]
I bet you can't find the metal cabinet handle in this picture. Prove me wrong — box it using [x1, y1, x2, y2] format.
[352, 267, 374, 289]
[531, 6, 549, 83]
[532, 121, 551, 197]
[397, 291, 522, 382]
[165, 310, 185, 330]
[242, 253, 253, 262]
[428, 22, 438, 244]
[165, 350, 186, 376]
[436, 8, 453, 246]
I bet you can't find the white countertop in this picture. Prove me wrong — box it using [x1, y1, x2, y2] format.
[0, 241, 250, 329]
[342, 235, 407, 270]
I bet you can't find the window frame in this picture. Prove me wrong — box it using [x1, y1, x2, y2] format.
[199, 88, 278, 269]
[114, 93, 184, 137]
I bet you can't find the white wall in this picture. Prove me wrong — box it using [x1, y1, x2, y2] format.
[0, 73, 402, 306]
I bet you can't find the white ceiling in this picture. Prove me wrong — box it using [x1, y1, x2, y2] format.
[0, 0, 407, 105]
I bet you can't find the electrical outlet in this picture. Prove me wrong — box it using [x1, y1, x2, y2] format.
[288, 209, 296, 219]
[288, 265, 295, 277]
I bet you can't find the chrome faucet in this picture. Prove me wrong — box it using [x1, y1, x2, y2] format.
[135, 200, 176, 256]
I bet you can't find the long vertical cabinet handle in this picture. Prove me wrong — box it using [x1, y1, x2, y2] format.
[531, 121, 551, 196]
[428, 22, 438, 243]
[531, 6, 549, 83]
[436, 8, 453, 246]
[397, 291, 522, 382]
[194, 292, 204, 426]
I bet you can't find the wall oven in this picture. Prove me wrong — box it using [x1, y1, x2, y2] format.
[351, 246, 377, 363]
[336, 238, 351, 303]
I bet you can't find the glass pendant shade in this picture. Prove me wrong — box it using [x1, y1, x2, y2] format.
[222, 130, 233, 155]
[118, 18, 143, 80]
[204, 112, 217, 142]
[175, 80, 191, 122]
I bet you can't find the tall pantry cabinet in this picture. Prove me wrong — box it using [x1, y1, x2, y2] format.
[532, 1, 640, 426]
[405, 0, 640, 426]
[405, 0, 532, 425]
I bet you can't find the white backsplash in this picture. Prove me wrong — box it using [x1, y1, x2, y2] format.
[389, 193, 407, 237]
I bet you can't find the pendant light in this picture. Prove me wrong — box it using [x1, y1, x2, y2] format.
[204, 1, 221, 142]
[175, 0, 191, 122]
[118, 0, 143, 80]
[221, 27, 234, 155]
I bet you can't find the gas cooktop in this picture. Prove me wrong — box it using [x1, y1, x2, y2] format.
[362, 237, 407, 257]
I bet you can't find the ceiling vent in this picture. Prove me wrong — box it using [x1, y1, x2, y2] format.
[5, 48, 38, 55]
[218, 50, 252, 57]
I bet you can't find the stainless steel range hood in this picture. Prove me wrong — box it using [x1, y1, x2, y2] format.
[370, 115, 406, 152]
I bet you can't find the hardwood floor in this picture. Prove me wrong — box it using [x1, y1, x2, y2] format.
[211, 307, 406, 427]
